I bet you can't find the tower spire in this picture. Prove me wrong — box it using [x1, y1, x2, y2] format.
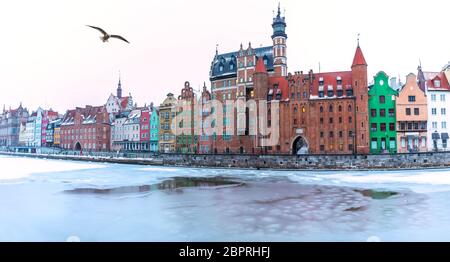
[357, 33, 360, 47]
[117, 71, 122, 99]
[277, 2, 281, 17]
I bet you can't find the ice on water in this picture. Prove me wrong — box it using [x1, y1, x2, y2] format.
[1, 155, 450, 241]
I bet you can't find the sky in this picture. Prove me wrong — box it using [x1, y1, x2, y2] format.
[0, 0, 449, 113]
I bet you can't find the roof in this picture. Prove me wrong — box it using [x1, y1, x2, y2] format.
[310, 71, 353, 98]
[352, 45, 367, 67]
[268, 76, 289, 101]
[255, 57, 267, 73]
[61, 106, 104, 126]
[210, 46, 274, 80]
[424, 71, 450, 91]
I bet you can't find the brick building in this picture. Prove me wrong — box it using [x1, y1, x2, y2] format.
[60, 105, 111, 152]
[206, 4, 370, 155]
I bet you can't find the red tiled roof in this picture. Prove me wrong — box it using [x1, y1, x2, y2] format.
[268, 76, 289, 100]
[310, 71, 353, 97]
[120, 97, 130, 110]
[255, 57, 267, 73]
[425, 72, 450, 90]
[352, 46, 367, 67]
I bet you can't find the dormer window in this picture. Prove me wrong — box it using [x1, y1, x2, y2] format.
[229, 64, 234, 70]
[346, 88, 354, 96]
[327, 85, 334, 97]
[318, 85, 324, 98]
[319, 77, 324, 86]
[336, 76, 342, 85]
[219, 65, 224, 72]
[263, 59, 268, 65]
[435, 79, 441, 88]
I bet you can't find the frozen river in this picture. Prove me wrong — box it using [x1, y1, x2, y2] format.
[1, 155, 450, 242]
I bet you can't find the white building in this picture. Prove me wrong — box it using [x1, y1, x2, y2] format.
[110, 109, 142, 152]
[105, 77, 134, 121]
[421, 68, 450, 151]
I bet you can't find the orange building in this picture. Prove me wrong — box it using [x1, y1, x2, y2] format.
[396, 73, 428, 153]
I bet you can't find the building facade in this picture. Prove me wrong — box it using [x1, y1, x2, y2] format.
[105, 77, 134, 121]
[419, 66, 450, 151]
[159, 93, 177, 153]
[207, 5, 369, 155]
[368, 72, 398, 154]
[396, 73, 428, 153]
[0, 104, 29, 147]
[60, 105, 111, 152]
[149, 104, 159, 153]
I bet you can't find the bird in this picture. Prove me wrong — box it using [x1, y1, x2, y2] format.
[86, 25, 130, 44]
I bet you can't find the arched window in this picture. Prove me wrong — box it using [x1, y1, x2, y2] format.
[329, 105, 333, 112]
[294, 107, 298, 114]
[348, 105, 352, 112]
[338, 105, 342, 112]
[320, 106, 324, 113]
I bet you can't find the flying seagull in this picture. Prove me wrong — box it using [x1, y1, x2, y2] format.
[86, 25, 130, 44]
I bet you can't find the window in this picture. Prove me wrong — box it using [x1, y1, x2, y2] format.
[349, 117, 352, 123]
[441, 94, 446, 101]
[320, 106, 324, 113]
[389, 138, 396, 149]
[408, 96, 416, 102]
[329, 131, 334, 138]
[349, 131, 353, 137]
[435, 80, 441, 88]
[329, 118, 333, 124]
[371, 123, 377, 132]
[406, 108, 411, 115]
[414, 108, 419, 115]
[442, 122, 447, 129]
[414, 123, 419, 130]
[327, 89, 334, 97]
[348, 144, 354, 151]
[380, 109, 386, 117]
[379, 96, 386, 104]
[348, 105, 352, 112]
[442, 108, 446, 115]
[320, 118, 323, 125]
[339, 117, 342, 123]
[380, 123, 386, 132]
[371, 109, 376, 117]
[346, 89, 353, 96]
[388, 109, 394, 117]
[329, 105, 333, 112]
[371, 138, 377, 149]
[401, 138, 406, 148]
[337, 90, 343, 97]
[431, 94, 437, 101]
[339, 131, 343, 138]
[320, 132, 324, 138]
[432, 108, 437, 115]
[408, 123, 413, 130]
[319, 91, 324, 98]
[320, 145, 325, 151]
[389, 123, 395, 131]
[338, 105, 342, 112]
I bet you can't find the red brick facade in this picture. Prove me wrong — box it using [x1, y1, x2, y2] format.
[60, 105, 111, 152]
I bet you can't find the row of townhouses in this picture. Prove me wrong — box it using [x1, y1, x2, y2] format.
[1, 5, 449, 155]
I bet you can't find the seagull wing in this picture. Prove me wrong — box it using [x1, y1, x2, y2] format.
[110, 35, 130, 44]
[86, 25, 108, 36]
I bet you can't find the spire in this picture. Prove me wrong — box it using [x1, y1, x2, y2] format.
[255, 58, 267, 73]
[215, 44, 218, 56]
[277, 2, 281, 17]
[351, 44, 367, 68]
[417, 62, 426, 92]
[117, 72, 122, 99]
[203, 81, 207, 91]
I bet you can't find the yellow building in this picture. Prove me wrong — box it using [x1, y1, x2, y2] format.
[158, 93, 177, 153]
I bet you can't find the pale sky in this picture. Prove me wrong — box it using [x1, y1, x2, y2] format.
[1, 0, 449, 113]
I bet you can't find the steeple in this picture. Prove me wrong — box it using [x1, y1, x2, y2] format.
[351, 44, 367, 68]
[417, 62, 426, 92]
[117, 73, 122, 99]
[272, 2, 287, 39]
[255, 57, 267, 74]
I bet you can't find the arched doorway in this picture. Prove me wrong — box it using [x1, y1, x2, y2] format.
[292, 136, 309, 155]
[75, 142, 82, 151]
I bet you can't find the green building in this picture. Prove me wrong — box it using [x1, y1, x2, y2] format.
[149, 105, 159, 153]
[368, 72, 398, 154]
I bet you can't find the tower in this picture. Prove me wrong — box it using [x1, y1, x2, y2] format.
[351, 40, 369, 154]
[272, 3, 287, 77]
[117, 75, 122, 99]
